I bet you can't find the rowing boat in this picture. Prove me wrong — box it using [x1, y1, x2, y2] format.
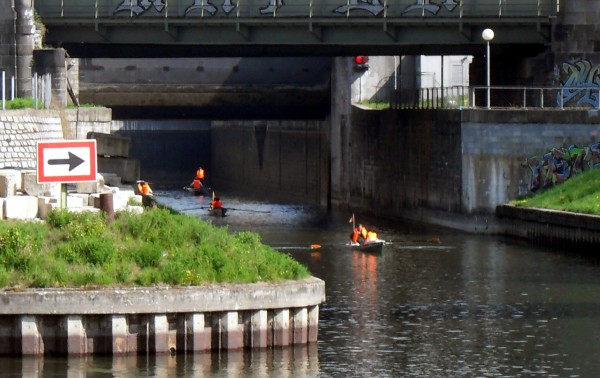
[183, 186, 210, 196]
[208, 207, 227, 217]
[349, 239, 385, 253]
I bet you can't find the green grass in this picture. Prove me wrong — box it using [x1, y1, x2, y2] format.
[511, 168, 600, 215]
[358, 101, 390, 109]
[0, 208, 309, 289]
[3, 97, 44, 109]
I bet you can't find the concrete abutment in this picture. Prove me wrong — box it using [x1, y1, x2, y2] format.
[0, 277, 325, 356]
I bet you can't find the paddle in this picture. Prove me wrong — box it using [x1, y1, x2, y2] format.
[226, 207, 271, 213]
[177, 206, 271, 213]
[274, 244, 321, 250]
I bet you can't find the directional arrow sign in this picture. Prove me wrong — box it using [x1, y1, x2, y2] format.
[37, 140, 97, 184]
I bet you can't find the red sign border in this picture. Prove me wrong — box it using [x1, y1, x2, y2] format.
[37, 140, 97, 184]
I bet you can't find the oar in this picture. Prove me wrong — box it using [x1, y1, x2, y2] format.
[274, 244, 321, 250]
[178, 206, 205, 211]
[226, 207, 271, 214]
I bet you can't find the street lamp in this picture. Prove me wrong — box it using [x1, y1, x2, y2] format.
[482, 28, 494, 109]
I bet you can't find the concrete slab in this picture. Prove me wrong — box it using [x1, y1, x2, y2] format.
[76, 173, 105, 194]
[66, 194, 87, 209]
[88, 132, 130, 158]
[38, 197, 60, 220]
[0, 169, 22, 197]
[100, 172, 122, 186]
[23, 172, 60, 197]
[5, 196, 38, 220]
[98, 157, 140, 184]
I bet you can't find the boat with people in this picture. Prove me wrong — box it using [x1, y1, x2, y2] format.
[183, 185, 210, 196]
[207, 192, 227, 217]
[348, 213, 384, 253]
[349, 239, 385, 253]
[184, 166, 210, 196]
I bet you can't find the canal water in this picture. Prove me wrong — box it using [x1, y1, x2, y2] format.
[4, 190, 600, 377]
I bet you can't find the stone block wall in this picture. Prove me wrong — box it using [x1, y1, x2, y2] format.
[0, 109, 63, 169]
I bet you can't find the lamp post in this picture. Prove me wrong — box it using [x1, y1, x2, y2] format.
[482, 28, 494, 109]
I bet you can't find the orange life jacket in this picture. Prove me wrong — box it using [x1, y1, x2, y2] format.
[351, 229, 359, 243]
[139, 183, 152, 195]
[366, 230, 378, 242]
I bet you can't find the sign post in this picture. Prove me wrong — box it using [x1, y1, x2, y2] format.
[37, 140, 98, 209]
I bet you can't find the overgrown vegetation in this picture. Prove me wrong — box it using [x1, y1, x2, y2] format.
[4, 97, 44, 109]
[358, 100, 390, 109]
[511, 168, 600, 215]
[0, 208, 309, 289]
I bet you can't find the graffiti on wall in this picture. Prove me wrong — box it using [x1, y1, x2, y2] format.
[113, 0, 460, 17]
[522, 143, 600, 192]
[558, 59, 600, 108]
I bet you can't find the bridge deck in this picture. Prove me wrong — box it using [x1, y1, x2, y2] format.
[35, 0, 557, 57]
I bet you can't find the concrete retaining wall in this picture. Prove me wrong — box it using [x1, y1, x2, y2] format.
[0, 277, 325, 355]
[0, 108, 112, 170]
[497, 204, 600, 252]
[210, 120, 329, 205]
[343, 108, 600, 228]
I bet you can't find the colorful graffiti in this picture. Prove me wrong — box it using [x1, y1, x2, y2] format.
[558, 59, 600, 108]
[523, 143, 600, 192]
[113, 0, 460, 17]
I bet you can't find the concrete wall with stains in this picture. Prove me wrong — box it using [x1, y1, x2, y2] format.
[210, 119, 329, 205]
[344, 108, 600, 220]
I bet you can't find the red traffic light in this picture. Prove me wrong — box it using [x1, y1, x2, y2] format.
[354, 56, 369, 65]
[353, 56, 369, 71]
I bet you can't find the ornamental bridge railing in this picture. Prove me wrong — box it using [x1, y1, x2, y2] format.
[35, 0, 559, 19]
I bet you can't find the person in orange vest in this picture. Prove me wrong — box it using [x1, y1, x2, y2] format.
[192, 177, 202, 189]
[351, 228, 359, 243]
[359, 224, 368, 242]
[196, 167, 205, 180]
[366, 229, 379, 243]
[210, 197, 223, 210]
[137, 181, 153, 196]
[351, 224, 367, 244]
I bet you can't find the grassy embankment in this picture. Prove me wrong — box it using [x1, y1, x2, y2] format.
[511, 168, 600, 215]
[2, 97, 95, 109]
[0, 208, 309, 289]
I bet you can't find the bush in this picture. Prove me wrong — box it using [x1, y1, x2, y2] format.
[0, 208, 310, 288]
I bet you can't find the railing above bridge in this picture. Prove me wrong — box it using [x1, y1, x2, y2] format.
[34, 1, 559, 57]
[390, 86, 600, 110]
[36, 0, 559, 19]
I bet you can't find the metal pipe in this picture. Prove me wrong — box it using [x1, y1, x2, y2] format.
[486, 40, 490, 108]
[2, 71, 5, 110]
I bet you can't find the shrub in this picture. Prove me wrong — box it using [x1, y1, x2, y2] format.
[0, 208, 310, 288]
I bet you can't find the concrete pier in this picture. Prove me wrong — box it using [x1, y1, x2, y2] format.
[0, 277, 325, 355]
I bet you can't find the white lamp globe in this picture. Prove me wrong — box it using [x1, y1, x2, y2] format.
[482, 28, 495, 41]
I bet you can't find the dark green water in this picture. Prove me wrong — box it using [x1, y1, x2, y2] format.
[3, 191, 600, 377]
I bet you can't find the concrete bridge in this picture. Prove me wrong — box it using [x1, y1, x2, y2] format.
[33, 0, 556, 57]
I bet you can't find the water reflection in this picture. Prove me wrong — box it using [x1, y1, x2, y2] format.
[1, 346, 320, 377]
[4, 191, 600, 376]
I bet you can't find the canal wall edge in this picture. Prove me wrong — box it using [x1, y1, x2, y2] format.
[0, 276, 326, 355]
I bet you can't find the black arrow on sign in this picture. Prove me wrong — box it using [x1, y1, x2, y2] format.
[48, 152, 85, 171]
